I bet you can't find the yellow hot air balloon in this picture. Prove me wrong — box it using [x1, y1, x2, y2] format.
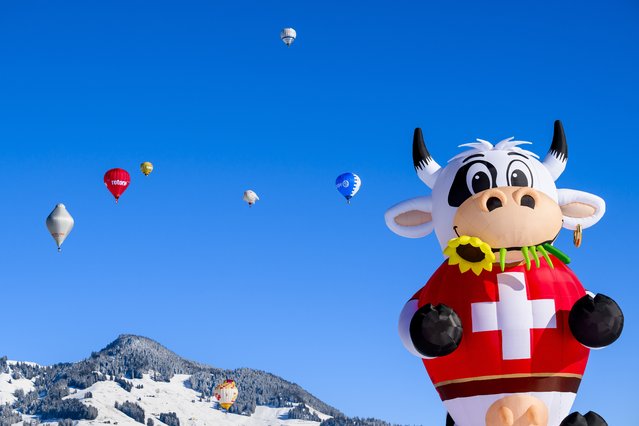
[214, 379, 238, 410]
[140, 162, 154, 176]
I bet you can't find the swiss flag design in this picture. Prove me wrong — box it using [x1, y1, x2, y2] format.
[471, 271, 557, 360]
[414, 257, 589, 391]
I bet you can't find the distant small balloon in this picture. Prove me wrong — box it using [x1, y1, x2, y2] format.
[243, 190, 259, 207]
[214, 380, 238, 410]
[335, 172, 361, 204]
[104, 168, 131, 203]
[280, 27, 296, 47]
[46, 204, 74, 252]
[140, 162, 153, 176]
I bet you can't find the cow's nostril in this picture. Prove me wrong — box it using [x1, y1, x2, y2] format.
[486, 197, 503, 212]
[521, 195, 536, 209]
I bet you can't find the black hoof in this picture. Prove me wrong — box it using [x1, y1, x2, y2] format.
[560, 411, 607, 426]
[569, 293, 624, 348]
[409, 303, 462, 358]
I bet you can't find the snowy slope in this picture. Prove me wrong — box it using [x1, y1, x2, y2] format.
[0, 372, 330, 425]
[62, 374, 331, 426]
[0, 362, 36, 405]
[0, 365, 332, 425]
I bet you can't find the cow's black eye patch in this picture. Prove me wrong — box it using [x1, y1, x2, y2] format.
[448, 160, 498, 207]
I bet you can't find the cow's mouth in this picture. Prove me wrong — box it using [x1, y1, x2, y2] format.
[493, 242, 570, 271]
[450, 226, 569, 272]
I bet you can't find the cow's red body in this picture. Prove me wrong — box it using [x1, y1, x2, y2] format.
[411, 256, 589, 403]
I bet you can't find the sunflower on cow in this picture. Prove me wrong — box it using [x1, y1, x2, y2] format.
[443, 235, 495, 275]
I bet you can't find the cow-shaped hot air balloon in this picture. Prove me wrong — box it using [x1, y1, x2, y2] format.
[385, 121, 623, 426]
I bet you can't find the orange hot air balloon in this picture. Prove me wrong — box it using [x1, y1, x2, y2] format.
[214, 379, 238, 410]
[104, 168, 131, 203]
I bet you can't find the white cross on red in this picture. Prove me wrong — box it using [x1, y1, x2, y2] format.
[471, 272, 557, 360]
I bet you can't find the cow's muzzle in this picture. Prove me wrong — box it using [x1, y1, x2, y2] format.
[452, 187, 563, 264]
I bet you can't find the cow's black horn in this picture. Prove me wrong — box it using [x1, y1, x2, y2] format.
[549, 120, 568, 162]
[413, 128, 432, 170]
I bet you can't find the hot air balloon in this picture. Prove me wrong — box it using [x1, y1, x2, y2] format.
[140, 162, 153, 176]
[214, 380, 238, 411]
[104, 168, 131, 203]
[335, 172, 361, 204]
[385, 123, 623, 425]
[280, 27, 296, 47]
[243, 190, 259, 207]
[46, 204, 74, 252]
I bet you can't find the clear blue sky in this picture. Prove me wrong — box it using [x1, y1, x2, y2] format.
[0, 1, 637, 424]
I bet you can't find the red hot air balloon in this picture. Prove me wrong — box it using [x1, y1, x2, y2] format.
[104, 168, 131, 203]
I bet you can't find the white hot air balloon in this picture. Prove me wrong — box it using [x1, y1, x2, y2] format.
[280, 27, 296, 47]
[46, 204, 75, 252]
[243, 190, 259, 207]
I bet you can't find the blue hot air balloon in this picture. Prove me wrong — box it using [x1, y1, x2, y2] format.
[335, 172, 361, 204]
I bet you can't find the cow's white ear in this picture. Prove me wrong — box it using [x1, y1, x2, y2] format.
[385, 196, 434, 238]
[557, 189, 606, 230]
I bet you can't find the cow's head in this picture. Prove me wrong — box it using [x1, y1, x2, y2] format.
[385, 121, 605, 267]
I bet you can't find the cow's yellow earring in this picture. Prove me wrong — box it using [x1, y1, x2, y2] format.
[573, 224, 582, 248]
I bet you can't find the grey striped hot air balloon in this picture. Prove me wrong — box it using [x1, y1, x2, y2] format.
[280, 28, 296, 47]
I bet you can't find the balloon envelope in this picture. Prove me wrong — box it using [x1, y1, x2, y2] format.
[280, 27, 296, 46]
[414, 260, 590, 426]
[46, 203, 74, 252]
[104, 168, 131, 202]
[140, 162, 153, 176]
[243, 190, 259, 206]
[335, 172, 361, 202]
[214, 380, 238, 410]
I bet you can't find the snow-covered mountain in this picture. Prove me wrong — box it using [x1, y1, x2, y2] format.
[0, 335, 392, 426]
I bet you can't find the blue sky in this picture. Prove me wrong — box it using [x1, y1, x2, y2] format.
[0, 0, 637, 424]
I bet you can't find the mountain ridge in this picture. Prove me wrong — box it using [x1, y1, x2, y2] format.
[0, 334, 395, 426]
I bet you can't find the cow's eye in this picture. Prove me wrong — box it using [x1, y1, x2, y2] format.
[466, 163, 493, 194]
[448, 160, 497, 207]
[507, 160, 533, 187]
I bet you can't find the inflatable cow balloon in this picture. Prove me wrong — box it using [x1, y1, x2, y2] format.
[385, 121, 623, 426]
